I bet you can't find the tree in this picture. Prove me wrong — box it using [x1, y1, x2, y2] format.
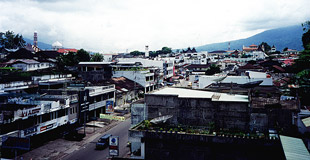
[91, 53, 104, 62]
[76, 49, 90, 62]
[283, 47, 288, 52]
[259, 42, 271, 53]
[161, 47, 172, 54]
[0, 30, 25, 49]
[130, 50, 144, 56]
[302, 21, 310, 50]
[291, 21, 310, 105]
[56, 51, 79, 69]
[205, 64, 220, 75]
[149, 51, 158, 57]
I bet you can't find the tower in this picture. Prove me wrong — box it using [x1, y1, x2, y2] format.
[34, 31, 38, 47]
[228, 42, 231, 51]
[145, 45, 149, 58]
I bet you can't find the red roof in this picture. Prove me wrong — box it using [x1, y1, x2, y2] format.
[238, 63, 262, 70]
[57, 49, 78, 53]
[249, 44, 258, 47]
[283, 59, 294, 65]
[272, 65, 285, 72]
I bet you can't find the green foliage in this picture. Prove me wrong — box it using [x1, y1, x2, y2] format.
[0, 30, 26, 49]
[302, 21, 310, 50]
[293, 53, 310, 73]
[161, 47, 172, 54]
[91, 53, 104, 62]
[205, 64, 220, 75]
[259, 42, 271, 53]
[149, 47, 173, 57]
[130, 50, 144, 56]
[292, 21, 310, 105]
[143, 120, 151, 129]
[76, 49, 90, 62]
[296, 69, 310, 85]
[149, 51, 158, 57]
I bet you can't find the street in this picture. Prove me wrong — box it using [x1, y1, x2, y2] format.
[64, 118, 131, 160]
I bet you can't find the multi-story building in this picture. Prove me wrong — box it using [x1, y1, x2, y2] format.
[117, 58, 174, 82]
[77, 62, 113, 83]
[112, 62, 155, 93]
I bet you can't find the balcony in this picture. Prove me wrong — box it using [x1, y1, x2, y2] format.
[87, 85, 115, 97]
[88, 98, 114, 111]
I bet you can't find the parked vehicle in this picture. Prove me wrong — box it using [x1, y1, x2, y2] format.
[96, 134, 112, 150]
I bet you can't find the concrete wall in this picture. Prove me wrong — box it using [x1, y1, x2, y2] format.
[113, 70, 154, 88]
[129, 130, 283, 160]
[131, 102, 147, 127]
[199, 75, 273, 89]
[145, 95, 249, 130]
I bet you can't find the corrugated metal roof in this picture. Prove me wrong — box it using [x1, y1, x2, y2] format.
[280, 135, 310, 160]
[302, 117, 310, 127]
[150, 88, 248, 102]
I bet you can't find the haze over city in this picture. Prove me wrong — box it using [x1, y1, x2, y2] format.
[1, 0, 310, 52]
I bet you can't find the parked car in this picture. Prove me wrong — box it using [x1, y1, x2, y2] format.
[96, 134, 112, 150]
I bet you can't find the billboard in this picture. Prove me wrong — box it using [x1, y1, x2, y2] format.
[106, 101, 114, 113]
[99, 114, 125, 121]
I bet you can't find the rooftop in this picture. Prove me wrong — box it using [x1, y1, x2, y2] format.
[280, 135, 310, 160]
[78, 62, 113, 65]
[150, 87, 248, 102]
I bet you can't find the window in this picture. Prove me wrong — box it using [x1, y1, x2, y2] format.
[108, 92, 114, 99]
[42, 114, 50, 123]
[58, 109, 65, 117]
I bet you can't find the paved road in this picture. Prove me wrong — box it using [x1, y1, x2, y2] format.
[64, 118, 131, 160]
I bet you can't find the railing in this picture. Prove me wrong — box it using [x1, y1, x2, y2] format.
[0, 81, 34, 90]
[87, 85, 115, 96]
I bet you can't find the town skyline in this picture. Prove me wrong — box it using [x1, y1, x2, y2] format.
[1, 0, 310, 52]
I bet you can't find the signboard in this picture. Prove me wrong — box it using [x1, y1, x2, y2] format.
[106, 101, 114, 113]
[79, 90, 89, 113]
[99, 114, 125, 121]
[40, 123, 56, 133]
[23, 126, 37, 136]
[15, 106, 42, 120]
[109, 136, 119, 156]
[2, 137, 30, 150]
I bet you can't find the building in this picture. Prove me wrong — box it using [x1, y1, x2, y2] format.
[5, 59, 55, 71]
[243, 44, 258, 52]
[117, 58, 174, 81]
[52, 41, 63, 51]
[112, 62, 155, 93]
[57, 48, 78, 54]
[128, 88, 291, 159]
[145, 88, 249, 129]
[77, 62, 113, 83]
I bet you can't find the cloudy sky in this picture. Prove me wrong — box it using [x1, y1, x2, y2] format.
[1, 0, 310, 53]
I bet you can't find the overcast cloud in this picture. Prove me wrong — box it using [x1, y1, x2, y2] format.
[0, 0, 310, 53]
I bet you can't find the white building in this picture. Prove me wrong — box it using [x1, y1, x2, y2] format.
[198, 71, 273, 89]
[113, 69, 155, 93]
[117, 58, 174, 80]
[7, 59, 55, 71]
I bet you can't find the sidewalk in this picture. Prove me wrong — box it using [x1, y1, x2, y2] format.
[18, 113, 131, 160]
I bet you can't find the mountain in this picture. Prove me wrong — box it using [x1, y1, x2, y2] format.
[195, 25, 304, 52]
[24, 37, 52, 50]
